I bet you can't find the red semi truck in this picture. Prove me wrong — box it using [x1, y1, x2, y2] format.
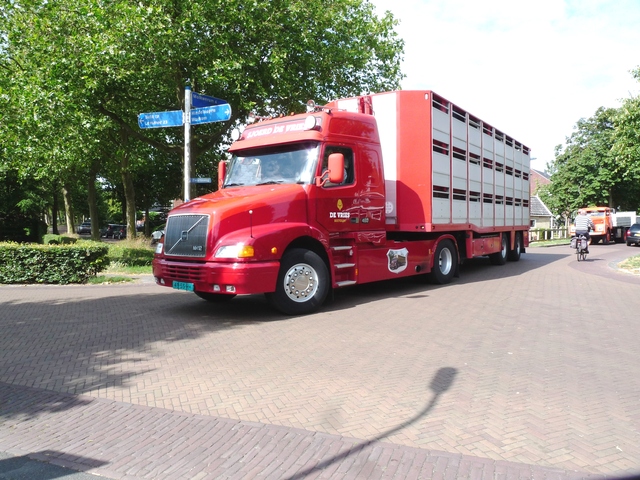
[152, 90, 531, 314]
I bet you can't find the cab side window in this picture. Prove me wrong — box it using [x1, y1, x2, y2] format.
[322, 146, 354, 187]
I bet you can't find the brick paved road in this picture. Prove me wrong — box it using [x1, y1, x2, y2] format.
[1, 244, 639, 479]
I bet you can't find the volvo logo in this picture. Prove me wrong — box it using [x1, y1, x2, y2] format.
[181, 230, 188, 241]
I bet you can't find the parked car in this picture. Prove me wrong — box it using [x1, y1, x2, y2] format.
[101, 224, 126, 238]
[76, 221, 92, 235]
[151, 224, 165, 245]
[113, 225, 127, 240]
[626, 223, 640, 246]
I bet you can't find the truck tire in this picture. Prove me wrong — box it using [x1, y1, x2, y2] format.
[267, 248, 329, 315]
[489, 234, 508, 265]
[428, 240, 457, 284]
[507, 232, 522, 262]
[195, 292, 236, 303]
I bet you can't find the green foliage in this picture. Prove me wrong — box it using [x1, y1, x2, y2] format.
[0, 0, 405, 239]
[0, 242, 109, 284]
[611, 68, 640, 210]
[43, 234, 78, 245]
[107, 244, 155, 267]
[0, 170, 48, 242]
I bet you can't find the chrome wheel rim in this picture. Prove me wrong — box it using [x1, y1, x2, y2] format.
[283, 263, 318, 303]
[439, 248, 453, 275]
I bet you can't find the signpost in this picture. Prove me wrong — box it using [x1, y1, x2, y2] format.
[191, 104, 232, 125]
[138, 110, 183, 129]
[138, 86, 232, 202]
[191, 177, 212, 184]
[192, 92, 228, 108]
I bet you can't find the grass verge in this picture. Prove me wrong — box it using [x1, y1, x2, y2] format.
[618, 254, 640, 274]
[88, 237, 154, 283]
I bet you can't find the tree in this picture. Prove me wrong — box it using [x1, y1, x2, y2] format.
[2, 0, 404, 239]
[540, 106, 628, 221]
[612, 67, 640, 212]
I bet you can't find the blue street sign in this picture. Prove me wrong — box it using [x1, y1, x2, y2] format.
[191, 177, 212, 184]
[138, 110, 183, 129]
[192, 92, 228, 108]
[191, 104, 232, 125]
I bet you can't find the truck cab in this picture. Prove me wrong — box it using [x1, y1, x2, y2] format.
[153, 106, 386, 314]
[570, 206, 614, 244]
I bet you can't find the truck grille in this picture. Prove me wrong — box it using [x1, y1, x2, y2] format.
[164, 264, 207, 282]
[164, 214, 209, 258]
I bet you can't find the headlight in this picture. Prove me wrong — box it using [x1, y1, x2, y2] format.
[155, 242, 163, 254]
[215, 244, 255, 258]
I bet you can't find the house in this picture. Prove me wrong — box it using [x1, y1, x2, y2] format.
[530, 169, 550, 196]
[529, 169, 555, 229]
[530, 195, 554, 230]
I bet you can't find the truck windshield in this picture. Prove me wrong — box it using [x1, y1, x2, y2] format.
[224, 142, 320, 187]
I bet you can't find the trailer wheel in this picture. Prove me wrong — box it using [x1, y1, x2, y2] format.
[429, 240, 457, 284]
[507, 233, 522, 262]
[195, 292, 236, 303]
[267, 248, 329, 315]
[489, 234, 508, 265]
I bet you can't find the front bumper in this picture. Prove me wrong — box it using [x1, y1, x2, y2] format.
[152, 258, 280, 295]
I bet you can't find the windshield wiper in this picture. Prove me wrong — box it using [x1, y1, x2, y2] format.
[256, 180, 284, 185]
[224, 183, 245, 187]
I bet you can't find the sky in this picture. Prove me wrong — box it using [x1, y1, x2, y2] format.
[369, 0, 640, 172]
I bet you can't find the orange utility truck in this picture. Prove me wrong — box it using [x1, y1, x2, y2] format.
[152, 91, 531, 314]
[570, 206, 636, 244]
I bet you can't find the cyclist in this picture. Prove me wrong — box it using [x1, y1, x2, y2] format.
[574, 209, 595, 253]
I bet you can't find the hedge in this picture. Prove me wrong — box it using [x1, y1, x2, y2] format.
[43, 234, 78, 245]
[107, 244, 155, 267]
[0, 242, 109, 284]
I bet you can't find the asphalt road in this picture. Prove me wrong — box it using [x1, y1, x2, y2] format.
[1, 242, 639, 479]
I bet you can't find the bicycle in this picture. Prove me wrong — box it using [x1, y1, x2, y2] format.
[570, 234, 589, 261]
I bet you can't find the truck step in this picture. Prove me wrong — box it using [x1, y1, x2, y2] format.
[335, 263, 356, 269]
[335, 280, 357, 287]
[331, 245, 353, 251]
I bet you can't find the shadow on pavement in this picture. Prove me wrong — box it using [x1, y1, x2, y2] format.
[287, 367, 458, 480]
[0, 450, 108, 479]
[0, 290, 286, 419]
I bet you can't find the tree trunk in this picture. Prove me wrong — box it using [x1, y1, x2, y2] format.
[88, 160, 100, 240]
[119, 130, 137, 240]
[144, 207, 150, 236]
[52, 189, 59, 235]
[62, 185, 74, 235]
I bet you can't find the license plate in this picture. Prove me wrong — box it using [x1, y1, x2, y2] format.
[172, 281, 194, 292]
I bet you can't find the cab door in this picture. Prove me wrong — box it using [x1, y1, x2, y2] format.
[315, 145, 361, 234]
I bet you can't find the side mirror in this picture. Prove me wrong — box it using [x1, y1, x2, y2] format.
[315, 153, 345, 187]
[218, 160, 227, 190]
[328, 153, 345, 184]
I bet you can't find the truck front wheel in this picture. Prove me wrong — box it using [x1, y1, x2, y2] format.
[267, 248, 329, 315]
[428, 240, 457, 284]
